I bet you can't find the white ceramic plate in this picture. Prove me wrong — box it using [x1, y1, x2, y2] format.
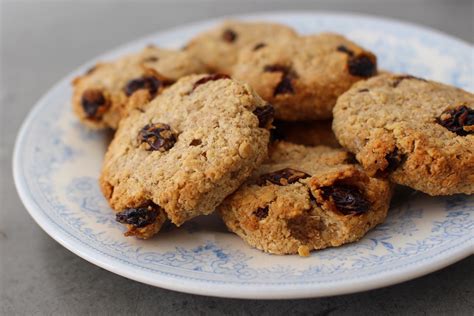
[13, 12, 474, 299]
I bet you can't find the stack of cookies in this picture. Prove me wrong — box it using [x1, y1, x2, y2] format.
[72, 21, 473, 256]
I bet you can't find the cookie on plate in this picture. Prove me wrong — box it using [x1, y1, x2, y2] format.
[232, 33, 377, 121]
[72, 46, 206, 129]
[184, 20, 297, 75]
[333, 73, 474, 195]
[100, 74, 273, 238]
[272, 120, 340, 148]
[218, 141, 392, 255]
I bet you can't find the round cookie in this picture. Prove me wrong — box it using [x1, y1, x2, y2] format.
[72, 45, 207, 129]
[232, 33, 378, 121]
[218, 141, 392, 256]
[184, 20, 297, 75]
[272, 120, 340, 148]
[100, 74, 274, 238]
[333, 73, 474, 195]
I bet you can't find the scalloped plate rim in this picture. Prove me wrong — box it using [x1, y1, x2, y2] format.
[13, 11, 474, 299]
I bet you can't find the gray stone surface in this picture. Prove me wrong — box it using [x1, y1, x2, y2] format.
[1, 0, 473, 315]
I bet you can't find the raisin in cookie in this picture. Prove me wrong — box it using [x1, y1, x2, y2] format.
[218, 142, 391, 255]
[333, 73, 474, 195]
[273, 120, 340, 147]
[232, 33, 377, 121]
[72, 46, 206, 129]
[100, 74, 273, 238]
[184, 20, 297, 75]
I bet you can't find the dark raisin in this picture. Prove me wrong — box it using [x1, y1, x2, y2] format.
[263, 65, 297, 96]
[253, 206, 269, 220]
[337, 45, 354, 56]
[257, 168, 310, 186]
[338, 46, 376, 77]
[358, 88, 369, 93]
[222, 29, 237, 42]
[124, 75, 161, 97]
[192, 74, 230, 91]
[384, 147, 405, 173]
[436, 105, 474, 136]
[253, 42, 266, 51]
[391, 75, 427, 88]
[274, 76, 295, 95]
[138, 123, 177, 152]
[320, 184, 370, 215]
[253, 104, 274, 128]
[374, 148, 405, 177]
[189, 139, 202, 146]
[81, 89, 108, 119]
[116, 204, 160, 228]
[348, 54, 376, 77]
[143, 56, 159, 62]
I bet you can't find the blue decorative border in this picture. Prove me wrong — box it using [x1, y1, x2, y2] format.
[13, 13, 474, 293]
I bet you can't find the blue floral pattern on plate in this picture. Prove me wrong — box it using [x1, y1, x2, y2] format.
[13, 12, 473, 298]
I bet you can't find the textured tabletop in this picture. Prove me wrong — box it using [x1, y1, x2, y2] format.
[1, 1, 473, 315]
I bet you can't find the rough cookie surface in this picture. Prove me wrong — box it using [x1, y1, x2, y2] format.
[184, 20, 297, 75]
[72, 46, 206, 129]
[218, 142, 391, 255]
[272, 120, 340, 148]
[232, 33, 377, 121]
[100, 74, 272, 238]
[333, 73, 474, 195]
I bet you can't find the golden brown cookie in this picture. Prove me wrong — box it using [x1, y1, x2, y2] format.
[100, 74, 273, 238]
[218, 142, 392, 255]
[184, 20, 297, 75]
[72, 46, 206, 129]
[333, 73, 474, 195]
[232, 33, 377, 121]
